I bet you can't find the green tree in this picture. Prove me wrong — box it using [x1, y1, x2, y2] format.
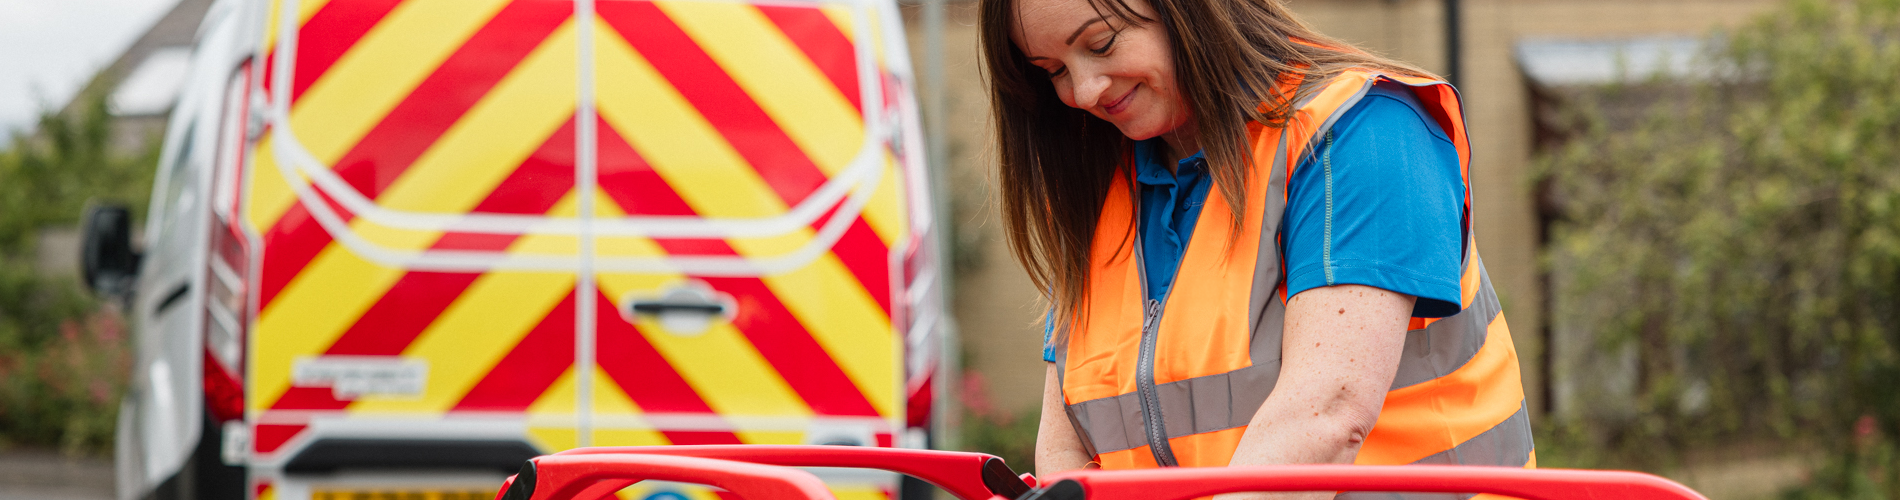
[0, 92, 157, 454]
[1538, 0, 1900, 494]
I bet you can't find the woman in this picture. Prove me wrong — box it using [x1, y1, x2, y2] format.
[979, 0, 1535, 493]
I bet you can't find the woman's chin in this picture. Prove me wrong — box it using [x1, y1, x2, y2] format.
[1110, 121, 1164, 141]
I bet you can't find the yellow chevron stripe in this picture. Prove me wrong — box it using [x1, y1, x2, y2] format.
[348, 262, 575, 413]
[590, 366, 671, 447]
[595, 23, 788, 220]
[258, 0, 333, 55]
[589, 192, 812, 419]
[246, 136, 295, 234]
[861, 153, 906, 247]
[249, 0, 515, 233]
[251, 244, 409, 411]
[527, 365, 576, 416]
[526, 366, 579, 452]
[605, 285, 810, 421]
[751, 252, 897, 418]
[820, 4, 854, 43]
[526, 425, 578, 453]
[735, 430, 805, 445]
[658, 0, 864, 177]
[378, 20, 576, 214]
[836, 490, 891, 500]
[250, 24, 577, 410]
[817, 3, 888, 71]
[595, 28, 893, 418]
[351, 187, 582, 414]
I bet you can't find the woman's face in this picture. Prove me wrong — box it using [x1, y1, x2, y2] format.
[1011, 0, 1190, 142]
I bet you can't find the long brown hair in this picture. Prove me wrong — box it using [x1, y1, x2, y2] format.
[982, 0, 1436, 320]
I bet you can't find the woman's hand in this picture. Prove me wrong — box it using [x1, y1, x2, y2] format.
[1216, 284, 1413, 500]
[1036, 362, 1095, 476]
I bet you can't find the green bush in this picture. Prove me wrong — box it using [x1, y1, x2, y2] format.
[0, 92, 157, 455]
[1537, 0, 1900, 494]
[955, 372, 1040, 474]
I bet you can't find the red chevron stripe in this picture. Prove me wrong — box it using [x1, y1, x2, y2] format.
[454, 291, 577, 411]
[596, 1, 892, 315]
[258, 0, 571, 309]
[291, 0, 406, 102]
[258, 0, 404, 104]
[318, 120, 576, 354]
[596, 121, 880, 417]
[657, 432, 744, 445]
[268, 118, 576, 411]
[597, 1, 823, 205]
[754, 4, 860, 112]
[253, 423, 307, 454]
[593, 287, 746, 446]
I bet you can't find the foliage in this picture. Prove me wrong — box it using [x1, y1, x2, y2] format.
[1536, 0, 1900, 493]
[957, 371, 1040, 475]
[0, 91, 158, 455]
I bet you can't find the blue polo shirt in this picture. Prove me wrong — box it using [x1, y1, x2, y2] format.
[1044, 81, 1466, 362]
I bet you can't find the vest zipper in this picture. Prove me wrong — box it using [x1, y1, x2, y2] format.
[1135, 297, 1179, 466]
[1131, 206, 1185, 466]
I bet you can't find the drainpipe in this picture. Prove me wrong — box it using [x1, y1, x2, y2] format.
[1444, 0, 1462, 88]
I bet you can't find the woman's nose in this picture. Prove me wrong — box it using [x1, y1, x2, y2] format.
[1068, 65, 1112, 110]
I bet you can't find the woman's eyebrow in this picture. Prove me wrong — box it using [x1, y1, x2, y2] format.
[1066, 18, 1102, 44]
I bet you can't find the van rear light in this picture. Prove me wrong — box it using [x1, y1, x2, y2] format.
[203, 62, 254, 422]
[900, 233, 941, 430]
[203, 218, 248, 421]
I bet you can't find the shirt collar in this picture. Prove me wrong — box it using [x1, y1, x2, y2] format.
[1133, 138, 1208, 186]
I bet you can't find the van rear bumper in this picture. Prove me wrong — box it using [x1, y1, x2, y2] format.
[284, 438, 540, 474]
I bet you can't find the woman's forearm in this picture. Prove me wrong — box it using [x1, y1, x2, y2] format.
[1035, 363, 1094, 476]
[1219, 285, 1412, 500]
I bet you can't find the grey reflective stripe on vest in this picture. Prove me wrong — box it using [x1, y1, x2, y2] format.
[1063, 274, 1505, 456]
[1065, 358, 1282, 454]
[1335, 404, 1536, 500]
[1390, 260, 1501, 391]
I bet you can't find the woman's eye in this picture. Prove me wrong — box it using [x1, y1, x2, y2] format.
[1089, 33, 1118, 55]
[1047, 66, 1067, 78]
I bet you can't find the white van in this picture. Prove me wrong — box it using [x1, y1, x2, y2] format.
[82, 0, 953, 498]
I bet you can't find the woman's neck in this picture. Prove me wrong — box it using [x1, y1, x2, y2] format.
[1159, 121, 1201, 172]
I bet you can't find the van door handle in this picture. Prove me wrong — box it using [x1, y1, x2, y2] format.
[619, 281, 736, 336]
[627, 299, 725, 315]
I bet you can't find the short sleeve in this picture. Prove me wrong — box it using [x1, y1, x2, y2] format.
[1282, 80, 1467, 318]
[1042, 307, 1058, 362]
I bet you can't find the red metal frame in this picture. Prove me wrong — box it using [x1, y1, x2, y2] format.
[503, 453, 835, 500]
[500, 446, 1709, 500]
[1034, 465, 1710, 500]
[553, 445, 1028, 500]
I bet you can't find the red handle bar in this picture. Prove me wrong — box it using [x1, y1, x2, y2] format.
[552, 445, 1030, 500]
[497, 453, 835, 500]
[1031, 465, 1709, 500]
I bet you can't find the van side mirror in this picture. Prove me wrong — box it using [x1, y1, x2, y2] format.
[82, 203, 141, 297]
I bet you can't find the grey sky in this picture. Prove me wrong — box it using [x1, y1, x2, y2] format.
[1, 0, 178, 136]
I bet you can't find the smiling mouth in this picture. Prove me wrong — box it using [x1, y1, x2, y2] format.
[1104, 84, 1138, 115]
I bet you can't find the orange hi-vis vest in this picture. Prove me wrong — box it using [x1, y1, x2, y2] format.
[1051, 69, 1535, 477]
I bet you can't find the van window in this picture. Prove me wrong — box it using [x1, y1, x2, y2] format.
[149, 123, 196, 239]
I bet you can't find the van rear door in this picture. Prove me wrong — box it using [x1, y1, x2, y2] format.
[244, 0, 934, 497]
[245, 0, 586, 482]
[586, 0, 920, 496]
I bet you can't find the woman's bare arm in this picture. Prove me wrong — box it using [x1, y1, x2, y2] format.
[1218, 284, 1413, 500]
[1035, 362, 1095, 476]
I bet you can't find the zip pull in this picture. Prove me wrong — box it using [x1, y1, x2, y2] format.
[1142, 299, 1162, 331]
